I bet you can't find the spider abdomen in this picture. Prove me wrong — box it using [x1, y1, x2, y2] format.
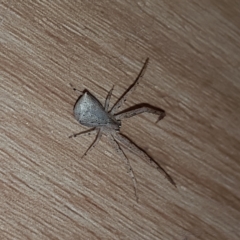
[74, 91, 120, 129]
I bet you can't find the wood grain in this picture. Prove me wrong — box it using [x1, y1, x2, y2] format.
[1, 1, 240, 239]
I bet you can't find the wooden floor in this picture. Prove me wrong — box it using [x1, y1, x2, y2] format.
[1, 1, 240, 239]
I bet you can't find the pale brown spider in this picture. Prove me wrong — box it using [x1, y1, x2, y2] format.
[70, 58, 175, 201]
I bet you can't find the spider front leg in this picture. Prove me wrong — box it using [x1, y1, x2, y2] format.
[114, 104, 166, 123]
[69, 83, 83, 94]
[114, 132, 176, 187]
[109, 134, 139, 202]
[111, 58, 149, 115]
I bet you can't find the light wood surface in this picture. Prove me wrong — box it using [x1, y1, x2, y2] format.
[1, 1, 240, 240]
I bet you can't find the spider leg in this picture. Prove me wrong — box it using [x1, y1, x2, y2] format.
[104, 85, 114, 111]
[81, 128, 103, 159]
[69, 127, 96, 138]
[70, 83, 82, 94]
[110, 58, 149, 115]
[110, 133, 139, 202]
[115, 105, 165, 122]
[114, 132, 176, 187]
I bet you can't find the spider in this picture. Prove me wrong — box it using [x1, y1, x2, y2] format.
[69, 58, 176, 201]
